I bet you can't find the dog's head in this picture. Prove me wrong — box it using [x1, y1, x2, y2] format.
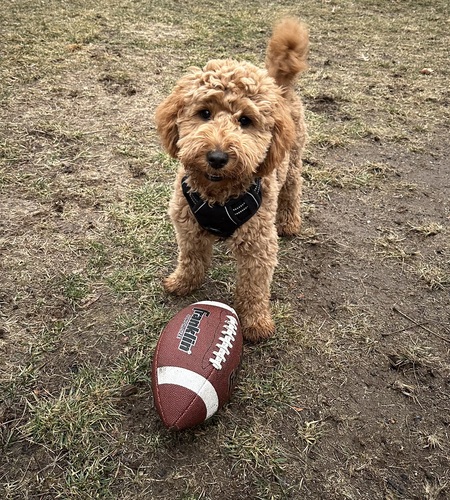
[155, 59, 295, 196]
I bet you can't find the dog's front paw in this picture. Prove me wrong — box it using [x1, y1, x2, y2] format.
[163, 273, 198, 296]
[277, 217, 301, 237]
[241, 316, 275, 342]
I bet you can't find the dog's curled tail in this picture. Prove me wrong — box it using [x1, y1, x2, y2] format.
[265, 17, 309, 90]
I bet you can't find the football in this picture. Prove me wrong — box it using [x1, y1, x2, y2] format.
[152, 300, 243, 430]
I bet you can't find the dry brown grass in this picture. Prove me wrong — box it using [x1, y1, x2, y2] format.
[1, 0, 449, 499]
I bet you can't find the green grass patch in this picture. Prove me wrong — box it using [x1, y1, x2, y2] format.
[63, 272, 90, 307]
[23, 369, 122, 497]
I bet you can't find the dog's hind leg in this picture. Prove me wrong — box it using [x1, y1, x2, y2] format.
[276, 148, 302, 237]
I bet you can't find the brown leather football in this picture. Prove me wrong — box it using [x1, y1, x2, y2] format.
[152, 301, 242, 430]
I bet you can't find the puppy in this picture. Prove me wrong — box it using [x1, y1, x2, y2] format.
[155, 18, 309, 341]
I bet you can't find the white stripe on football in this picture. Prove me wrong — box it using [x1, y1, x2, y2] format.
[195, 300, 237, 316]
[156, 366, 219, 419]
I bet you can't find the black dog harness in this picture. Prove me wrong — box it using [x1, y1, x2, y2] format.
[181, 176, 262, 238]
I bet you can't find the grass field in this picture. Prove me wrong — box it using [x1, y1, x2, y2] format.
[1, 0, 449, 498]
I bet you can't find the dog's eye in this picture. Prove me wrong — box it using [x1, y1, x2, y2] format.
[238, 116, 252, 128]
[198, 109, 212, 120]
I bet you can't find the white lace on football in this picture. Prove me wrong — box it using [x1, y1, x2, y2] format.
[209, 315, 238, 370]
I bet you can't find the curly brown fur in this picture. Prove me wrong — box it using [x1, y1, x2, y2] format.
[155, 18, 309, 341]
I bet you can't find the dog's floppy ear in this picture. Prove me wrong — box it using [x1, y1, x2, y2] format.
[257, 100, 296, 177]
[155, 85, 186, 158]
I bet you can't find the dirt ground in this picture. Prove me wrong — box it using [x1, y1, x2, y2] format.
[1, 1, 449, 499]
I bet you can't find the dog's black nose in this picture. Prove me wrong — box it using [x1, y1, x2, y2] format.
[207, 150, 229, 169]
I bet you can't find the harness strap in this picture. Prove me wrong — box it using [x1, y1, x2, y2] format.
[181, 176, 262, 238]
